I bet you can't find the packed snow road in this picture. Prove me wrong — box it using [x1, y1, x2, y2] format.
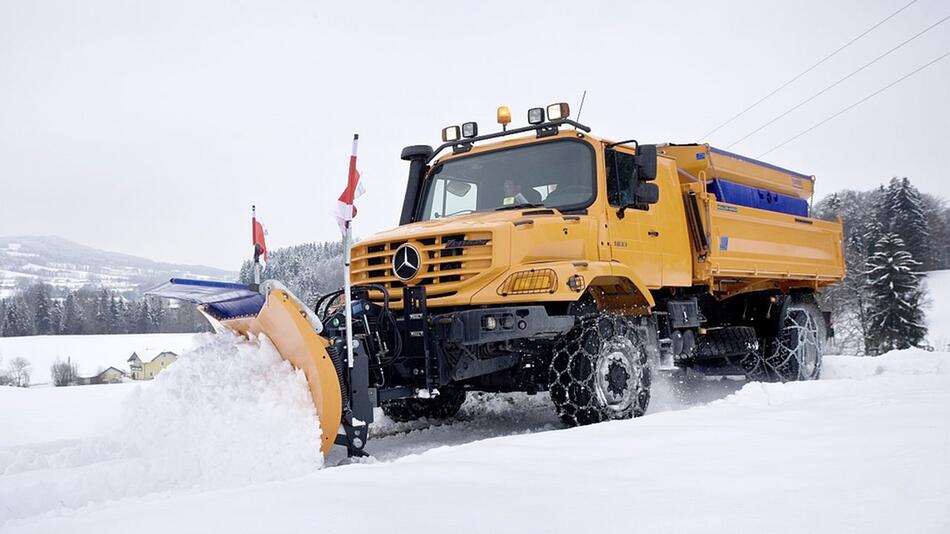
[1, 335, 948, 533]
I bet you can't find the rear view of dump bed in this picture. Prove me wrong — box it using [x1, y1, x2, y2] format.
[660, 144, 844, 297]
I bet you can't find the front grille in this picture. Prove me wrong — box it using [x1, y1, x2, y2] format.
[350, 231, 493, 301]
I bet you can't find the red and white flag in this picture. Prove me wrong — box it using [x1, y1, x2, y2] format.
[252, 212, 267, 263]
[336, 133, 365, 233]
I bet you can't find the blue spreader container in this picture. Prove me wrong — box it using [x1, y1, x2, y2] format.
[707, 179, 808, 217]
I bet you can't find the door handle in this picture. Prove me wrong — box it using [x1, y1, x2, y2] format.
[648, 230, 660, 237]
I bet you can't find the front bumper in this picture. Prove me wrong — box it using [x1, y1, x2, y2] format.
[435, 306, 575, 345]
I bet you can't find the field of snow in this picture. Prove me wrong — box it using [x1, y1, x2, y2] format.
[0, 333, 198, 384]
[0, 272, 948, 532]
[1, 346, 947, 533]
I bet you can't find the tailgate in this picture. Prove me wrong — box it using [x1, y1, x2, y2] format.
[690, 192, 844, 282]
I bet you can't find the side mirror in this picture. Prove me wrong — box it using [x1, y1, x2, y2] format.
[635, 182, 659, 204]
[635, 144, 657, 181]
[617, 183, 660, 219]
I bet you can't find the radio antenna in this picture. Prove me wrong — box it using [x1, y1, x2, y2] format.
[575, 90, 588, 125]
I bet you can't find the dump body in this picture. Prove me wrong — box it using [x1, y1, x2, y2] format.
[660, 144, 844, 297]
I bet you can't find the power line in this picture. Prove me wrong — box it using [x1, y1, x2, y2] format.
[700, 0, 919, 140]
[757, 50, 950, 158]
[728, 14, 949, 149]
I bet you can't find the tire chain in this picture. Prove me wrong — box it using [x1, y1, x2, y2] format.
[380, 387, 467, 423]
[548, 314, 651, 427]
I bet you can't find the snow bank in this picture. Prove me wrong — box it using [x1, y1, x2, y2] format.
[0, 333, 198, 385]
[823, 348, 950, 380]
[0, 333, 323, 524]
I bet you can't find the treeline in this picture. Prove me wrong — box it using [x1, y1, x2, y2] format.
[815, 176, 946, 355]
[0, 241, 346, 338]
[238, 241, 344, 308]
[0, 285, 210, 337]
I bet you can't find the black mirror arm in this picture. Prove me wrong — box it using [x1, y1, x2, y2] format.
[616, 204, 638, 219]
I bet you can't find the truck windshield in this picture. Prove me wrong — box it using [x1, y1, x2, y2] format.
[418, 139, 595, 221]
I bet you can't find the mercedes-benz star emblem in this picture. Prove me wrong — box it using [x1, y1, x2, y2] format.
[392, 244, 422, 281]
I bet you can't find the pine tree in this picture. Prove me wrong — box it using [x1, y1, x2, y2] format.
[49, 300, 64, 335]
[108, 297, 122, 334]
[148, 298, 164, 332]
[863, 185, 888, 257]
[922, 193, 949, 270]
[885, 177, 930, 266]
[94, 290, 109, 334]
[137, 299, 152, 333]
[3, 298, 33, 337]
[32, 284, 53, 335]
[124, 300, 139, 333]
[61, 293, 85, 335]
[864, 233, 927, 354]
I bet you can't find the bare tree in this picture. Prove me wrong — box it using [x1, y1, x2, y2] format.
[0, 357, 10, 386]
[50, 358, 78, 387]
[8, 357, 32, 387]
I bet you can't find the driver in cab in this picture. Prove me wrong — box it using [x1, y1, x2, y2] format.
[501, 179, 543, 206]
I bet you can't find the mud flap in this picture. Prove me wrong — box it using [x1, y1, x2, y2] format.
[222, 288, 344, 457]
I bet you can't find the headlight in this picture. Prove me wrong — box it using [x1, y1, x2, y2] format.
[527, 107, 545, 125]
[461, 121, 478, 138]
[546, 102, 570, 121]
[497, 269, 558, 296]
[442, 125, 461, 142]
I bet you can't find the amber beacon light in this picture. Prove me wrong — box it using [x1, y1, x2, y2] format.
[497, 106, 512, 131]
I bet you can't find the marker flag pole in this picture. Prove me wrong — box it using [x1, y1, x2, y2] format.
[338, 134, 361, 368]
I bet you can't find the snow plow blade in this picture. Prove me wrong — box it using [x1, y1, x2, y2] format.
[147, 279, 343, 456]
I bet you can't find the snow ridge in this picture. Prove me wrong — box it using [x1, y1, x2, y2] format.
[0, 334, 322, 524]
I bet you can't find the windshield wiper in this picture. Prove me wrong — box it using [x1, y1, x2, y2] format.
[495, 202, 544, 211]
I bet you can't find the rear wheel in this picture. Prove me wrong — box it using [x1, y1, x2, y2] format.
[380, 387, 466, 423]
[694, 326, 769, 379]
[548, 314, 652, 427]
[761, 295, 825, 381]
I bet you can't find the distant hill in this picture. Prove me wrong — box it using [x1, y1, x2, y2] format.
[0, 236, 237, 298]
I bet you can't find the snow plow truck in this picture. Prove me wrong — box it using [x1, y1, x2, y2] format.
[149, 102, 845, 458]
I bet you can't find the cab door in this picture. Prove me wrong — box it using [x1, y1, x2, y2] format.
[604, 147, 662, 287]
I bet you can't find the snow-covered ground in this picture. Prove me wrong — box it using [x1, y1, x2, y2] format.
[1, 347, 947, 533]
[1, 272, 948, 532]
[0, 333, 198, 385]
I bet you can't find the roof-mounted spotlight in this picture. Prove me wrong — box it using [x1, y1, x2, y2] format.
[442, 125, 461, 143]
[461, 121, 478, 138]
[546, 102, 570, 121]
[527, 107, 545, 125]
[497, 106, 512, 131]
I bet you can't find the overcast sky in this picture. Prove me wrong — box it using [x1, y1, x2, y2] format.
[1, 0, 948, 269]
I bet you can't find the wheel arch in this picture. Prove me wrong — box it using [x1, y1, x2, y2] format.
[586, 264, 655, 316]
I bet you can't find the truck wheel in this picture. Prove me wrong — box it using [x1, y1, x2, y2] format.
[695, 326, 759, 359]
[380, 387, 467, 423]
[695, 326, 769, 379]
[762, 295, 825, 381]
[548, 314, 652, 427]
